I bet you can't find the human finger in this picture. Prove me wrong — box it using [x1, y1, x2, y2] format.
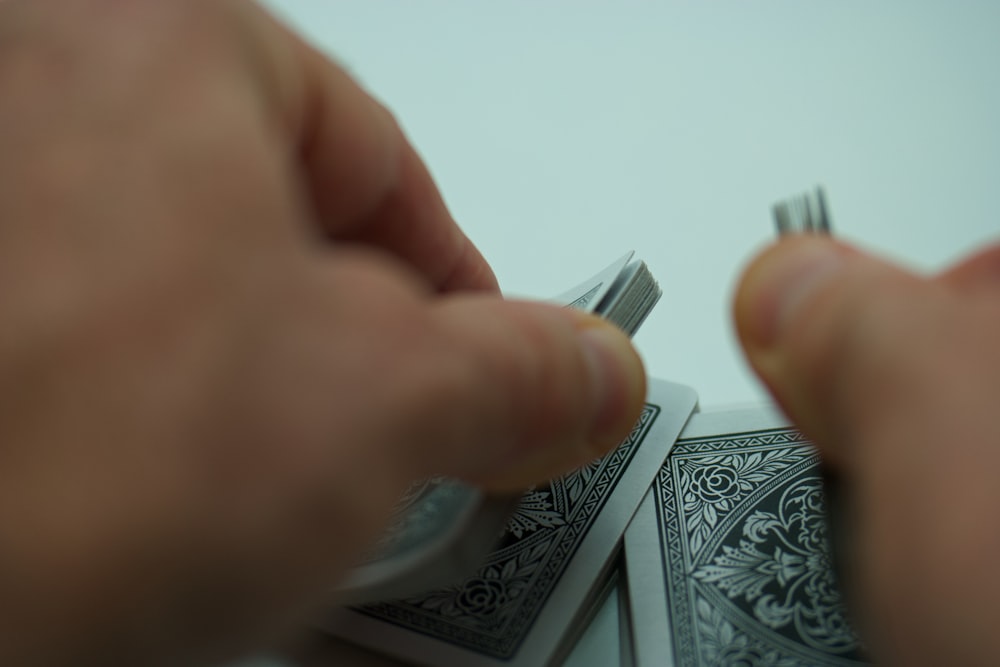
[329, 284, 649, 493]
[937, 242, 1000, 294]
[429, 300, 647, 490]
[731, 236, 942, 469]
[233, 2, 498, 293]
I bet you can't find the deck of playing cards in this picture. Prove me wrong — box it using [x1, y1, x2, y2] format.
[298, 195, 870, 666]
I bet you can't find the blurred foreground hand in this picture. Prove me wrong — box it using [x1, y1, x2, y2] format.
[0, 1, 645, 664]
[735, 236, 1000, 666]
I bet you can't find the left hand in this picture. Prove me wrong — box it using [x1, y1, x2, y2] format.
[0, 1, 646, 665]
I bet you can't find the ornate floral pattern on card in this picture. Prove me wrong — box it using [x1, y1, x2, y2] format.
[656, 428, 867, 666]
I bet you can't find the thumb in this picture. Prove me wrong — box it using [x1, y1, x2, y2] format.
[732, 236, 940, 469]
[417, 298, 647, 492]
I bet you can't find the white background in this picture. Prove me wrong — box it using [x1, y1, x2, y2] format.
[260, 1, 1000, 408]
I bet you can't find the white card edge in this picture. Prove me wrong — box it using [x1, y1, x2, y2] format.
[677, 403, 790, 440]
[623, 489, 675, 667]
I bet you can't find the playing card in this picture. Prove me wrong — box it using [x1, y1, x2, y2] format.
[550, 251, 661, 337]
[322, 379, 698, 667]
[624, 407, 868, 666]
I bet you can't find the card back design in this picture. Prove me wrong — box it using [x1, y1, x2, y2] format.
[657, 428, 866, 666]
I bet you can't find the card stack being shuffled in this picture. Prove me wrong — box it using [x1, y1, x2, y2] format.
[288, 195, 868, 667]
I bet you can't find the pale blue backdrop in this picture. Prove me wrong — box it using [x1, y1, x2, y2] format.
[259, 0, 1000, 407]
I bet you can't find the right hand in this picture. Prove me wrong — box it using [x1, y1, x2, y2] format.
[734, 236, 1000, 666]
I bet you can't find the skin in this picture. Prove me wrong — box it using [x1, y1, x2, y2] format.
[0, 1, 646, 665]
[734, 238, 1000, 665]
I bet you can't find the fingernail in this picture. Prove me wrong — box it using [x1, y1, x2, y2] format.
[741, 238, 847, 348]
[577, 318, 646, 453]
